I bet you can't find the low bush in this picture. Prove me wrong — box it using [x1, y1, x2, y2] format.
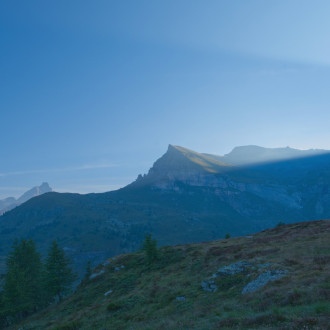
[107, 302, 122, 312]
[54, 320, 82, 330]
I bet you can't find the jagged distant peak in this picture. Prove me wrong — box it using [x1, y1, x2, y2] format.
[17, 182, 52, 203]
[0, 183, 52, 215]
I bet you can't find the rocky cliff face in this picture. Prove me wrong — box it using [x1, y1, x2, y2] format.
[133, 145, 330, 219]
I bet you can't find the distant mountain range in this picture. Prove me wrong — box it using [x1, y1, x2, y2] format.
[0, 146, 329, 276]
[207, 144, 328, 165]
[0, 182, 52, 215]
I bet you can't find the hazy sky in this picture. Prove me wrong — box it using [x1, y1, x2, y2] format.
[1, 0, 330, 198]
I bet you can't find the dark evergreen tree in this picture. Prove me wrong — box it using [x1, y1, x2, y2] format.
[0, 290, 6, 328]
[2, 239, 43, 319]
[142, 233, 158, 264]
[45, 240, 76, 302]
[84, 260, 92, 281]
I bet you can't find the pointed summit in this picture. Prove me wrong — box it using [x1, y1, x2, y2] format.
[131, 145, 231, 187]
[17, 182, 52, 204]
[0, 183, 52, 215]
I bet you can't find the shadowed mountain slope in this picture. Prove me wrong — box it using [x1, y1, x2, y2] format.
[0, 146, 329, 277]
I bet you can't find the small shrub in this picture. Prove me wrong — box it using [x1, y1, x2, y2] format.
[313, 255, 330, 265]
[54, 320, 82, 330]
[314, 301, 329, 314]
[116, 273, 139, 293]
[284, 258, 300, 266]
[292, 317, 318, 328]
[107, 302, 122, 312]
[205, 245, 242, 258]
[156, 247, 184, 268]
[281, 289, 303, 306]
[149, 283, 160, 298]
[216, 317, 239, 327]
[242, 312, 286, 326]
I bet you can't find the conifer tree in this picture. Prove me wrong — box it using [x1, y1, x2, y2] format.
[0, 291, 6, 328]
[84, 260, 92, 281]
[45, 240, 76, 302]
[142, 233, 158, 264]
[3, 239, 43, 319]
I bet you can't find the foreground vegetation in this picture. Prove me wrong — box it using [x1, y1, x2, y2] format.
[11, 220, 330, 329]
[0, 240, 76, 328]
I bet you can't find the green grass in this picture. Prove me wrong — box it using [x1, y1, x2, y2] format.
[15, 220, 330, 329]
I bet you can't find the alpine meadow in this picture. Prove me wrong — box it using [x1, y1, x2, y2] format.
[1, 1, 330, 329]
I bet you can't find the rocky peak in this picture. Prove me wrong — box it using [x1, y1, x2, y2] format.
[17, 182, 52, 204]
[131, 145, 231, 188]
[0, 183, 52, 215]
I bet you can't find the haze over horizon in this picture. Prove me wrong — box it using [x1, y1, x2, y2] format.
[1, 1, 330, 198]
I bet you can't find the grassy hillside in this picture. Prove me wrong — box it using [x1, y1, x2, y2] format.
[18, 220, 330, 329]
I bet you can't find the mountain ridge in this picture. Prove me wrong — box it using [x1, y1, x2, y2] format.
[206, 144, 329, 166]
[0, 145, 329, 277]
[0, 182, 52, 215]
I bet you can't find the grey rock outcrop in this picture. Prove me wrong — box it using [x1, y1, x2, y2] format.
[216, 261, 253, 276]
[201, 280, 218, 292]
[242, 269, 288, 294]
[104, 289, 113, 296]
[89, 269, 105, 280]
[175, 296, 186, 301]
[202, 261, 288, 295]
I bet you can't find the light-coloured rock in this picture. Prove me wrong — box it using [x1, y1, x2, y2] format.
[175, 296, 186, 301]
[104, 289, 113, 296]
[242, 270, 288, 294]
[201, 280, 218, 292]
[89, 269, 105, 279]
[216, 261, 253, 276]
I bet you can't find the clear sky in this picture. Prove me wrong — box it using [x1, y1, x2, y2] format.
[1, 0, 330, 198]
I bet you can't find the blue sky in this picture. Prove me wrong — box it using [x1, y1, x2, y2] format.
[1, 0, 330, 198]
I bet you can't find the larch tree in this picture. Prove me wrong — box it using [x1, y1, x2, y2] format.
[142, 233, 158, 264]
[44, 240, 76, 302]
[2, 239, 43, 319]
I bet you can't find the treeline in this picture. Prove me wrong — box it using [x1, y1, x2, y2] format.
[0, 239, 76, 328]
